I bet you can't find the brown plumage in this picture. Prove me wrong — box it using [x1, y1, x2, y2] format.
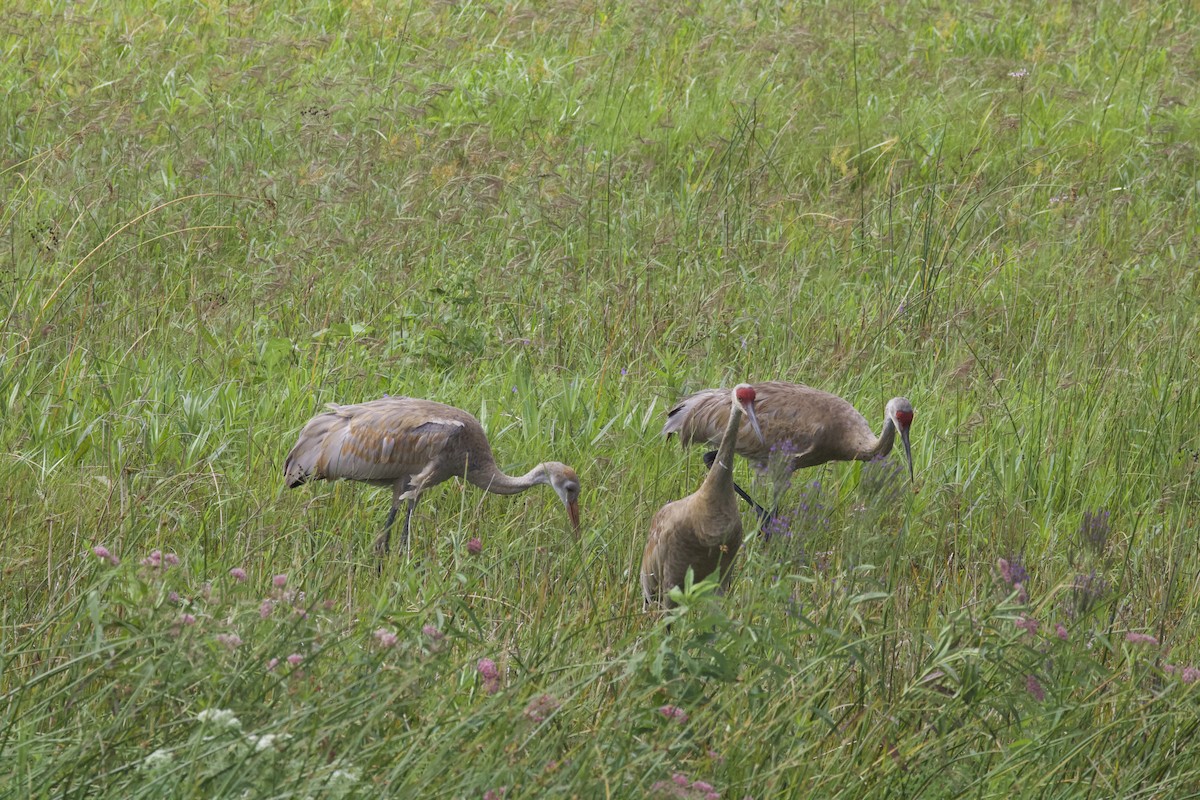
[641, 384, 764, 609]
[662, 381, 914, 522]
[284, 396, 581, 555]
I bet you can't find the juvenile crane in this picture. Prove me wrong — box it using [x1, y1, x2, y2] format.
[284, 396, 581, 555]
[662, 381, 914, 525]
[641, 384, 764, 609]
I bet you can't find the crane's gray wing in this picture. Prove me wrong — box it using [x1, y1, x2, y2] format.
[640, 503, 674, 608]
[661, 388, 728, 447]
[285, 400, 468, 486]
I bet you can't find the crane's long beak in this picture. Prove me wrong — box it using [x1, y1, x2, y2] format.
[900, 424, 914, 483]
[744, 401, 765, 445]
[566, 499, 580, 537]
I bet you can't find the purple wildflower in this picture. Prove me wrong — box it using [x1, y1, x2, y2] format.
[478, 658, 501, 694]
[658, 704, 689, 723]
[141, 550, 163, 568]
[272, 574, 287, 588]
[997, 556, 1030, 587]
[1079, 510, 1111, 556]
[216, 633, 242, 649]
[1026, 674, 1045, 702]
[483, 789, 507, 800]
[267, 657, 279, 671]
[1068, 570, 1110, 618]
[286, 653, 304, 666]
[1183, 667, 1200, 684]
[523, 693, 560, 723]
[1015, 616, 1039, 637]
[229, 567, 248, 582]
[180, 613, 196, 626]
[1056, 623, 1068, 641]
[163, 552, 180, 567]
[1125, 632, 1158, 646]
[91, 545, 120, 566]
[259, 599, 274, 619]
[467, 538, 483, 555]
[763, 514, 791, 541]
[374, 628, 398, 648]
[650, 772, 721, 799]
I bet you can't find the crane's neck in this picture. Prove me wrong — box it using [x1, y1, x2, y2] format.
[468, 462, 547, 496]
[702, 400, 743, 496]
[864, 416, 897, 460]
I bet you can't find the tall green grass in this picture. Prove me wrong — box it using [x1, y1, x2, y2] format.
[2, 0, 1199, 796]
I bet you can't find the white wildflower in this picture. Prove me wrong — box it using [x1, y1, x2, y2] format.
[329, 768, 359, 784]
[141, 748, 173, 771]
[196, 708, 242, 731]
[246, 732, 291, 752]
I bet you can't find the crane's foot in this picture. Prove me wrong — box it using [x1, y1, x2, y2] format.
[372, 533, 391, 574]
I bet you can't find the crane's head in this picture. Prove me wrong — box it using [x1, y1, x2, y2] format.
[733, 383, 765, 444]
[542, 462, 581, 536]
[886, 397, 915, 483]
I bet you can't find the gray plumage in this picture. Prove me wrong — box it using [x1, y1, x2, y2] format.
[663, 381, 914, 477]
[285, 396, 581, 555]
[641, 384, 763, 609]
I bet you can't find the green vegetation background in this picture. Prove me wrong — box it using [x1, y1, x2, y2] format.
[2, 1, 1199, 797]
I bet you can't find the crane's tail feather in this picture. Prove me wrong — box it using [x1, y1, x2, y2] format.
[661, 389, 725, 446]
[661, 403, 688, 438]
[283, 450, 314, 488]
[283, 410, 347, 489]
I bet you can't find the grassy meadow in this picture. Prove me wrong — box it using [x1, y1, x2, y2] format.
[3, 0, 1200, 796]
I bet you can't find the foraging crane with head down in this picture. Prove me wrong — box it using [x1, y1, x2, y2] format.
[662, 381, 914, 526]
[641, 384, 764, 609]
[284, 396, 581, 555]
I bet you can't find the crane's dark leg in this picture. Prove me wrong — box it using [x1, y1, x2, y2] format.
[374, 505, 399, 558]
[701, 449, 773, 532]
[399, 495, 419, 550]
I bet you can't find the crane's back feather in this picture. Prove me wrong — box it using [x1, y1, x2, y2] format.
[663, 381, 874, 464]
[284, 397, 481, 489]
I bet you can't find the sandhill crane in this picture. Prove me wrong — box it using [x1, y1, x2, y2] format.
[662, 381, 914, 526]
[641, 384, 764, 609]
[284, 396, 581, 555]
